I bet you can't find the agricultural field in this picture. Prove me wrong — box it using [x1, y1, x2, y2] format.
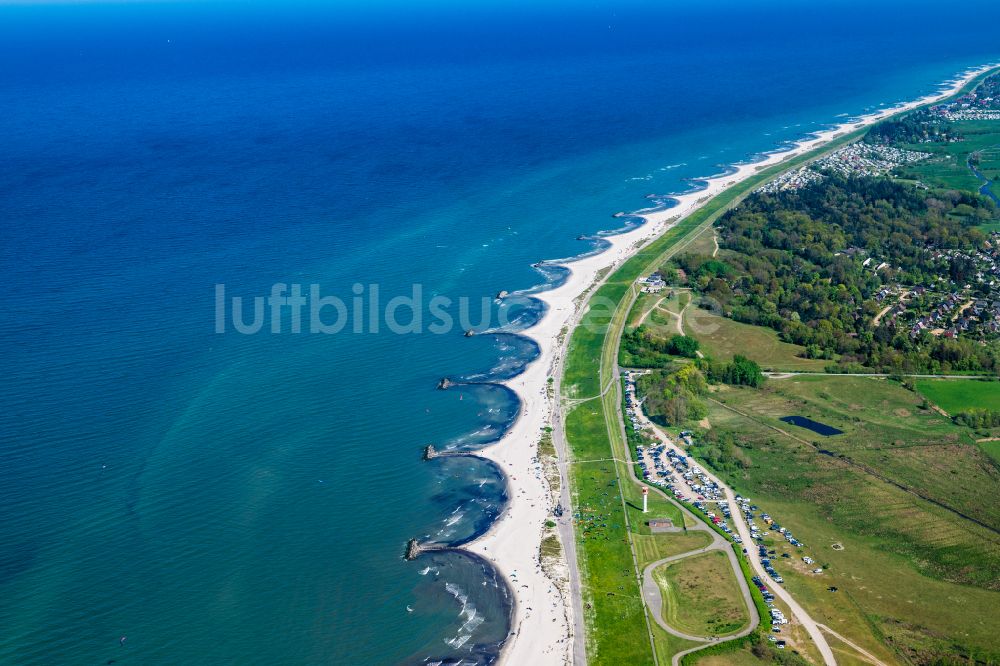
[690, 375, 1000, 664]
[681, 308, 829, 372]
[914, 378, 1000, 414]
[652, 550, 751, 637]
[977, 143, 1000, 181]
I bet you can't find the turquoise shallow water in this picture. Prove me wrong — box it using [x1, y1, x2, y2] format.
[1, 1, 999, 663]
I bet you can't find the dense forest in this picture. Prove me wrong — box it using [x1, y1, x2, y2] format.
[672, 175, 1000, 374]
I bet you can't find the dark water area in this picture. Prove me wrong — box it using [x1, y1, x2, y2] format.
[404, 549, 513, 666]
[780, 416, 844, 436]
[423, 455, 509, 548]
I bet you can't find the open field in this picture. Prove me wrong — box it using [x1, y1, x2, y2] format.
[710, 376, 1000, 542]
[627, 291, 668, 329]
[686, 375, 1000, 663]
[647, 291, 690, 331]
[896, 120, 1000, 191]
[692, 639, 815, 666]
[653, 550, 751, 637]
[681, 309, 829, 372]
[914, 378, 1000, 414]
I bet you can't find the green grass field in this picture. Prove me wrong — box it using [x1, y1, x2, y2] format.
[634, 531, 712, 563]
[692, 376, 1000, 664]
[914, 378, 1000, 414]
[652, 550, 751, 637]
[980, 439, 1000, 464]
[681, 308, 829, 372]
[712, 375, 1000, 539]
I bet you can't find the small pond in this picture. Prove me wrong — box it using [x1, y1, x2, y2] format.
[779, 415, 843, 436]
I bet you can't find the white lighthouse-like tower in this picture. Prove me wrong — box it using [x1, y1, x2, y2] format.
[642, 486, 648, 513]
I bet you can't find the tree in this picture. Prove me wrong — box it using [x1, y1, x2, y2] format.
[666, 335, 700, 358]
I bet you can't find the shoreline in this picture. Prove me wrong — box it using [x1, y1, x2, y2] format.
[460, 62, 997, 666]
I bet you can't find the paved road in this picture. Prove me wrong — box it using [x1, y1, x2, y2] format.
[633, 409, 837, 666]
[639, 526, 761, 646]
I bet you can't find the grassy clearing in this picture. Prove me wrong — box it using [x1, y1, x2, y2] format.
[648, 291, 690, 332]
[696, 651, 772, 666]
[691, 637, 813, 666]
[681, 309, 828, 372]
[683, 226, 719, 256]
[627, 291, 668, 329]
[653, 550, 751, 637]
[914, 378, 1000, 414]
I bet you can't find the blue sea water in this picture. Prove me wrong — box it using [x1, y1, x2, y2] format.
[1, 1, 999, 663]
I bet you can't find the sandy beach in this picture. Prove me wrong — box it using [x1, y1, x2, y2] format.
[462, 63, 997, 666]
